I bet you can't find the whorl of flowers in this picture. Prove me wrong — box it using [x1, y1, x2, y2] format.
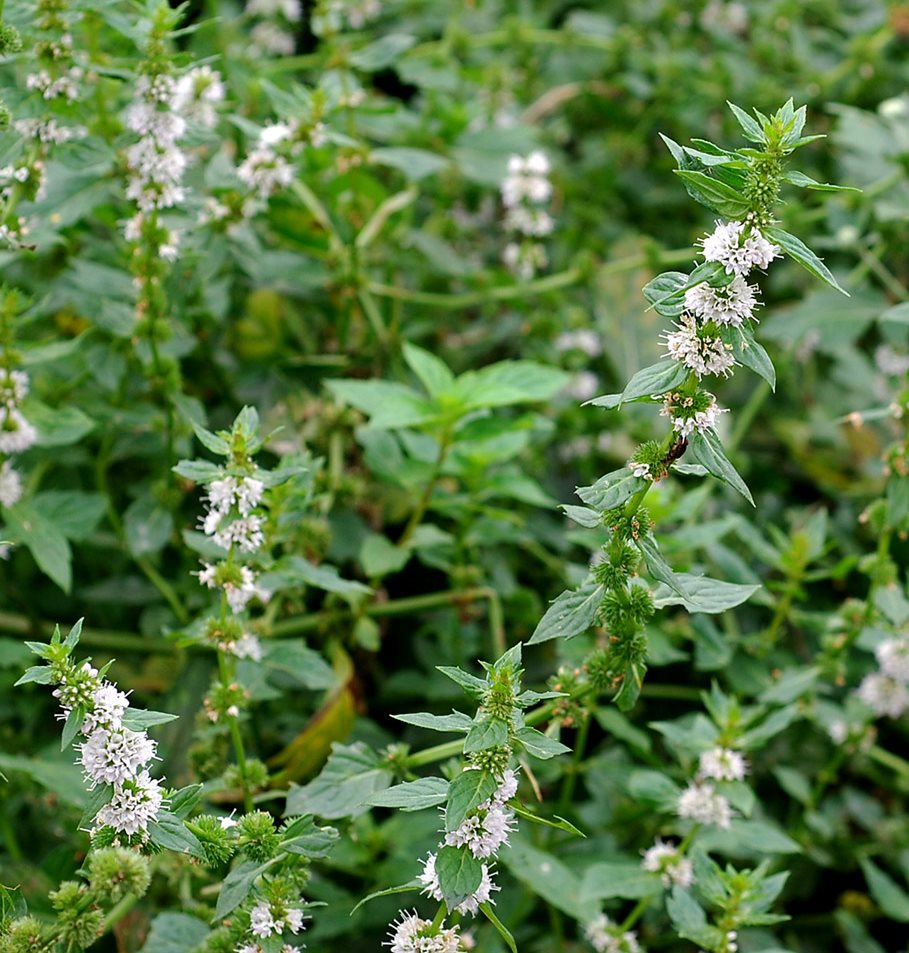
[662, 217, 778, 380]
[660, 389, 727, 438]
[248, 0, 302, 56]
[384, 910, 465, 953]
[0, 360, 37, 507]
[312, 0, 381, 36]
[232, 896, 307, 951]
[584, 913, 641, 953]
[676, 779, 733, 829]
[856, 632, 909, 718]
[501, 150, 554, 280]
[641, 839, 694, 888]
[26, 0, 83, 106]
[172, 65, 225, 129]
[22, 626, 166, 840]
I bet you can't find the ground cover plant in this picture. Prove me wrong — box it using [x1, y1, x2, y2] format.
[1, 1, 909, 952]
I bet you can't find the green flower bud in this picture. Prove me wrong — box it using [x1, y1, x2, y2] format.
[237, 811, 281, 862]
[49, 880, 85, 910]
[186, 815, 237, 868]
[0, 24, 23, 55]
[0, 101, 10, 132]
[585, 648, 614, 692]
[87, 847, 151, 901]
[0, 916, 45, 953]
[467, 744, 511, 776]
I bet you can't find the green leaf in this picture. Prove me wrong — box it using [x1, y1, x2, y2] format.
[528, 581, 604, 644]
[514, 727, 571, 760]
[121, 709, 179, 730]
[124, 495, 174, 557]
[581, 862, 663, 901]
[434, 845, 483, 909]
[500, 839, 592, 920]
[637, 535, 689, 597]
[588, 361, 689, 409]
[675, 170, 751, 217]
[763, 226, 849, 296]
[147, 810, 206, 860]
[561, 505, 602, 528]
[667, 888, 720, 947]
[436, 666, 487, 697]
[371, 147, 449, 181]
[272, 555, 372, 597]
[33, 492, 106, 541]
[364, 777, 450, 811]
[653, 574, 760, 614]
[0, 884, 26, 925]
[402, 342, 455, 396]
[726, 101, 766, 143]
[576, 468, 641, 510]
[215, 859, 273, 918]
[642, 272, 690, 318]
[172, 459, 223, 483]
[783, 170, 860, 192]
[138, 913, 210, 953]
[687, 430, 753, 505]
[859, 858, 909, 922]
[30, 403, 96, 447]
[5, 502, 73, 592]
[280, 815, 340, 858]
[192, 422, 229, 455]
[445, 769, 496, 831]
[480, 903, 518, 953]
[168, 784, 204, 819]
[349, 33, 416, 70]
[392, 711, 473, 732]
[510, 803, 585, 838]
[457, 361, 570, 411]
[285, 742, 393, 819]
[326, 379, 440, 429]
[61, 707, 84, 750]
[359, 533, 410, 578]
[350, 881, 421, 915]
[14, 665, 54, 686]
[463, 717, 509, 754]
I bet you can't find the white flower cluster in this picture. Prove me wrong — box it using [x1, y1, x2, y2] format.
[0, 365, 37, 507]
[26, 64, 83, 102]
[384, 910, 464, 953]
[0, 162, 47, 203]
[249, 0, 302, 56]
[501, 151, 554, 280]
[856, 633, 909, 719]
[236, 897, 306, 951]
[14, 118, 85, 145]
[312, 0, 381, 35]
[197, 473, 270, 613]
[53, 662, 164, 837]
[663, 219, 779, 378]
[238, 124, 297, 203]
[584, 913, 641, 953]
[415, 769, 517, 919]
[641, 839, 694, 888]
[698, 746, 748, 782]
[676, 780, 732, 829]
[173, 65, 225, 129]
[555, 328, 602, 357]
[660, 390, 727, 438]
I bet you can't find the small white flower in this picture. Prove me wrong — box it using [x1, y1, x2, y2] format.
[555, 329, 602, 356]
[857, 672, 909, 718]
[875, 638, 909, 683]
[676, 780, 733, 828]
[700, 219, 780, 277]
[249, 900, 277, 938]
[79, 726, 157, 786]
[0, 460, 23, 508]
[629, 461, 651, 479]
[94, 770, 164, 835]
[642, 839, 694, 888]
[585, 913, 641, 953]
[83, 683, 130, 734]
[220, 813, 239, 829]
[238, 148, 295, 199]
[284, 907, 306, 934]
[698, 746, 748, 782]
[444, 802, 515, 859]
[501, 151, 552, 207]
[684, 275, 759, 327]
[232, 633, 265, 661]
[251, 21, 297, 55]
[663, 314, 736, 378]
[0, 407, 38, 453]
[384, 911, 462, 953]
[492, 768, 518, 803]
[213, 515, 266, 553]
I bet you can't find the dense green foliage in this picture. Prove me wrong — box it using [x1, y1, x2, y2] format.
[1, 2, 909, 953]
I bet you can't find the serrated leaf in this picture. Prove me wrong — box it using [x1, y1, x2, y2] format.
[577, 468, 641, 511]
[365, 777, 450, 811]
[763, 225, 849, 296]
[653, 574, 760, 613]
[392, 711, 473, 732]
[172, 459, 223, 483]
[675, 170, 751, 217]
[436, 666, 487, 697]
[463, 717, 509, 754]
[727, 101, 766, 143]
[560, 505, 601, 528]
[445, 769, 496, 831]
[280, 815, 340, 857]
[15, 665, 54, 686]
[121, 709, 179, 730]
[514, 727, 571, 760]
[147, 810, 205, 860]
[687, 430, 753, 505]
[528, 581, 604, 644]
[435, 845, 483, 909]
[214, 859, 273, 918]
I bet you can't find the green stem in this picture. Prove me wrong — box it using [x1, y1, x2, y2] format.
[867, 744, 909, 780]
[430, 902, 448, 931]
[218, 626, 254, 813]
[101, 894, 138, 934]
[398, 434, 452, 547]
[620, 896, 650, 932]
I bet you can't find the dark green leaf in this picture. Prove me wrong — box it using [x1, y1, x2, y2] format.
[687, 430, 754, 505]
[445, 769, 496, 831]
[528, 581, 604, 644]
[365, 777, 450, 812]
[763, 226, 849, 296]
